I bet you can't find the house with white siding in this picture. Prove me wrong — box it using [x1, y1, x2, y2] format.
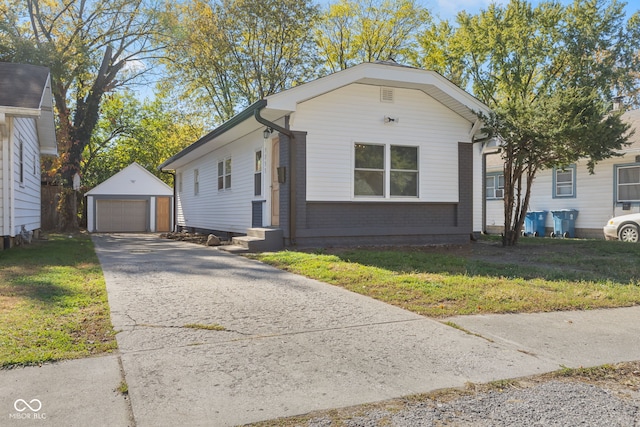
[0, 62, 57, 249]
[484, 108, 640, 238]
[160, 61, 491, 250]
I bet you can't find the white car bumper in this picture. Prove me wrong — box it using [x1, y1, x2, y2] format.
[603, 224, 618, 240]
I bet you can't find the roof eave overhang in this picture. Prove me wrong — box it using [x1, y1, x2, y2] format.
[159, 99, 269, 171]
[266, 63, 491, 124]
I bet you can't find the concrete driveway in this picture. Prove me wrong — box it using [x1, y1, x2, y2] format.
[92, 234, 564, 427]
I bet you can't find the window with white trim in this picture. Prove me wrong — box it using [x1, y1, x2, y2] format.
[390, 145, 418, 196]
[486, 173, 504, 199]
[617, 165, 640, 202]
[354, 143, 418, 198]
[254, 150, 262, 196]
[553, 166, 576, 198]
[218, 158, 231, 190]
[193, 169, 199, 195]
[178, 172, 183, 193]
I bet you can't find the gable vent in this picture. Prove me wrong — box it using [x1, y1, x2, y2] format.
[380, 87, 394, 103]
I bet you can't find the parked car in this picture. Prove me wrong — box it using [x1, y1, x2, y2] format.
[603, 213, 640, 242]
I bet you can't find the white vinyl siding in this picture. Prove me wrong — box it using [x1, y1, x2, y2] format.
[12, 118, 41, 234]
[293, 83, 469, 203]
[175, 129, 264, 233]
[485, 147, 640, 236]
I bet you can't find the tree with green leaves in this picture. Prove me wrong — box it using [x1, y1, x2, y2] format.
[158, 0, 320, 124]
[316, 0, 429, 72]
[82, 91, 205, 189]
[418, 0, 639, 246]
[0, 0, 162, 231]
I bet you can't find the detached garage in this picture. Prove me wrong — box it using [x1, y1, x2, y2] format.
[86, 162, 173, 233]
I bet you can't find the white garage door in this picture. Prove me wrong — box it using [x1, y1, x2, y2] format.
[96, 199, 148, 232]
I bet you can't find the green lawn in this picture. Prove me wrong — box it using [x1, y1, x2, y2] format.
[0, 234, 116, 368]
[251, 237, 640, 317]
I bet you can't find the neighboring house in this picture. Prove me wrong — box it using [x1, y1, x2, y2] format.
[86, 162, 173, 233]
[485, 108, 640, 238]
[160, 61, 491, 249]
[0, 62, 57, 249]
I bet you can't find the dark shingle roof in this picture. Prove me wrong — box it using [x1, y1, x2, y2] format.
[0, 62, 51, 109]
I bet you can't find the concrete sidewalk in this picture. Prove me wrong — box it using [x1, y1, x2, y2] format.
[2, 233, 639, 427]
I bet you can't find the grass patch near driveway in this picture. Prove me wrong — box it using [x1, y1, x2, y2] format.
[251, 237, 640, 317]
[0, 234, 116, 368]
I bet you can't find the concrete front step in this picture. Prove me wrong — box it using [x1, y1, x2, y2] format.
[231, 228, 284, 252]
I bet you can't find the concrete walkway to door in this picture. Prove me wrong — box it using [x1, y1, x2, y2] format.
[91, 234, 560, 427]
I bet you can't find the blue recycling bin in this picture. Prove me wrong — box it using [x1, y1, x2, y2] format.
[524, 211, 547, 237]
[550, 209, 579, 238]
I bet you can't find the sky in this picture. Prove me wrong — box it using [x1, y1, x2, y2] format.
[318, 0, 636, 22]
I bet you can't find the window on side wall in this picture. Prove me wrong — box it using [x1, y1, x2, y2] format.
[18, 138, 24, 184]
[486, 173, 504, 199]
[254, 150, 262, 196]
[617, 164, 640, 202]
[193, 169, 199, 195]
[178, 172, 183, 193]
[218, 158, 231, 190]
[553, 166, 576, 198]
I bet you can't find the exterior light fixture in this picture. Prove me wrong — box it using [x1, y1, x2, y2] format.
[263, 127, 272, 139]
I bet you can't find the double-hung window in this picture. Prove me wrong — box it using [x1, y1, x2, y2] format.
[193, 169, 199, 195]
[354, 143, 418, 198]
[553, 166, 575, 198]
[218, 158, 231, 190]
[617, 165, 640, 202]
[485, 173, 504, 199]
[390, 146, 418, 196]
[254, 150, 262, 196]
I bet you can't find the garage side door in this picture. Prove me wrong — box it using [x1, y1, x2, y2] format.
[96, 200, 147, 232]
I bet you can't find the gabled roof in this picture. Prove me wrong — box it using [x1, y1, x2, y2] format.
[160, 61, 491, 170]
[86, 162, 173, 196]
[0, 62, 57, 156]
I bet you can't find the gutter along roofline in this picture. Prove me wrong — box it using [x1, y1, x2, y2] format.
[159, 99, 267, 171]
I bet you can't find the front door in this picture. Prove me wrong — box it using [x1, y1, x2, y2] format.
[271, 138, 280, 227]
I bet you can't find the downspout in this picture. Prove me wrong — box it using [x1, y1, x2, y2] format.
[0, 113, 9, 245]
[161, 170, 177, 232]
[254, 107, 297, 245]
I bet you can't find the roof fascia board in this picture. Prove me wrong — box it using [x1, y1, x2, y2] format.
[159, 99, 267, 170]
[0, 106, 42, 117]
[87, 162, 171, 195]
[266, 62, 491, 118]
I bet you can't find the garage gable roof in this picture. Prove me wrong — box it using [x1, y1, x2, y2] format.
[86, 162, 172, 196]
